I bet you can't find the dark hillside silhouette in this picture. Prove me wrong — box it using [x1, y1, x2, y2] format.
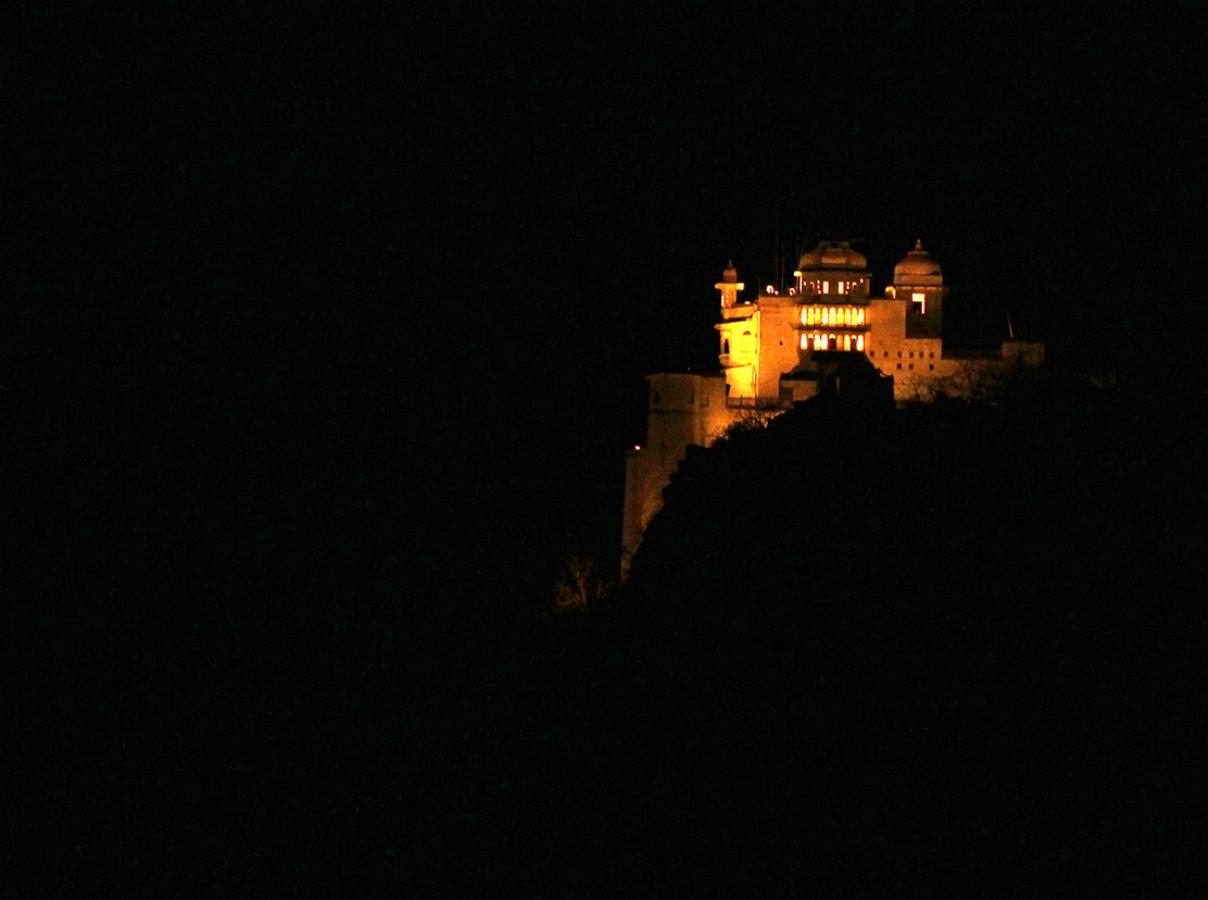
[450, 371, 1206, 893]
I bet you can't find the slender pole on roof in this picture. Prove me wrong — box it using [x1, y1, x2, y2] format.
[1006, 306, 1016, 340]
[774, 201, 783, 294]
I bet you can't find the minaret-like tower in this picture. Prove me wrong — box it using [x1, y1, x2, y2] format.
[714, 261, 744, 309]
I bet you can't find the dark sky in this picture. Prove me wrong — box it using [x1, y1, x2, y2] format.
[420, 2, 1203, 580]
[15, 3, 1204, 604]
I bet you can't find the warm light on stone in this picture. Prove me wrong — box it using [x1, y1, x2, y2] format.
[620, 244, 1045, 578]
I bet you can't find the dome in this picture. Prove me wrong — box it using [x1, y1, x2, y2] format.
[797, 240, 868, 272]
[893, 239, 943, 285]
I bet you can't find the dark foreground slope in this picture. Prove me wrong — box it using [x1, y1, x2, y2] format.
[442, 372, 1207, 894]
[27, 353, 1205, 892]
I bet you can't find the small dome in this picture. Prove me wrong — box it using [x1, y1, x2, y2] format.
[893, 239, 943, 284]
[721, 260, 739, 284]
[797, 240, 868, 272]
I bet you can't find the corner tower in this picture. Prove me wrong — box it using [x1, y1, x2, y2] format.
[892, 239, 945, 339]
[714, 261, 744, 309]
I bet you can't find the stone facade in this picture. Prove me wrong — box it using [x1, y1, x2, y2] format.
[621, 240, 1044, 577]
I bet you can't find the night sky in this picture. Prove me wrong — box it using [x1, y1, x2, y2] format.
[415, 2, 1204, 585]
[17, 4, 1202, 580]
[15, 3, 1205, 888]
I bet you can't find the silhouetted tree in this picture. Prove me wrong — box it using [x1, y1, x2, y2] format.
[553, 551, 606, 611]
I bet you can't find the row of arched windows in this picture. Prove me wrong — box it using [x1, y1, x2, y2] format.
[801, 306, 866, 327]
[800, 333, 866, 352]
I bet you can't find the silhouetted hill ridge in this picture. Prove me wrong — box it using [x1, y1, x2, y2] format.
[500, 372, 1207, 890]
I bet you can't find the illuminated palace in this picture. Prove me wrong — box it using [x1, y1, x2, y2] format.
[621, 239, 1044, 574]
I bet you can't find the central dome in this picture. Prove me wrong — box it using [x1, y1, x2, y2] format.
[797, 240, 868, 272]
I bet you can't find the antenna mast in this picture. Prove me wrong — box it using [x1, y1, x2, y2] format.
[774, 201, 783, 293]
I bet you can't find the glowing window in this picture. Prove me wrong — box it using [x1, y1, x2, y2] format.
[857, 309, 865, 325]
[822, 281, 829, 294]
[837, 281, 845, 294]
[856, 335, 865, 351]
[800, 334, 808, 350]
[843, 335, 851, 351]
[912, 292, 926, 314]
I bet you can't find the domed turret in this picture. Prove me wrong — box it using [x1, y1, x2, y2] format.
[893, 239, 943, 287]
[714, 260, 744, 308]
